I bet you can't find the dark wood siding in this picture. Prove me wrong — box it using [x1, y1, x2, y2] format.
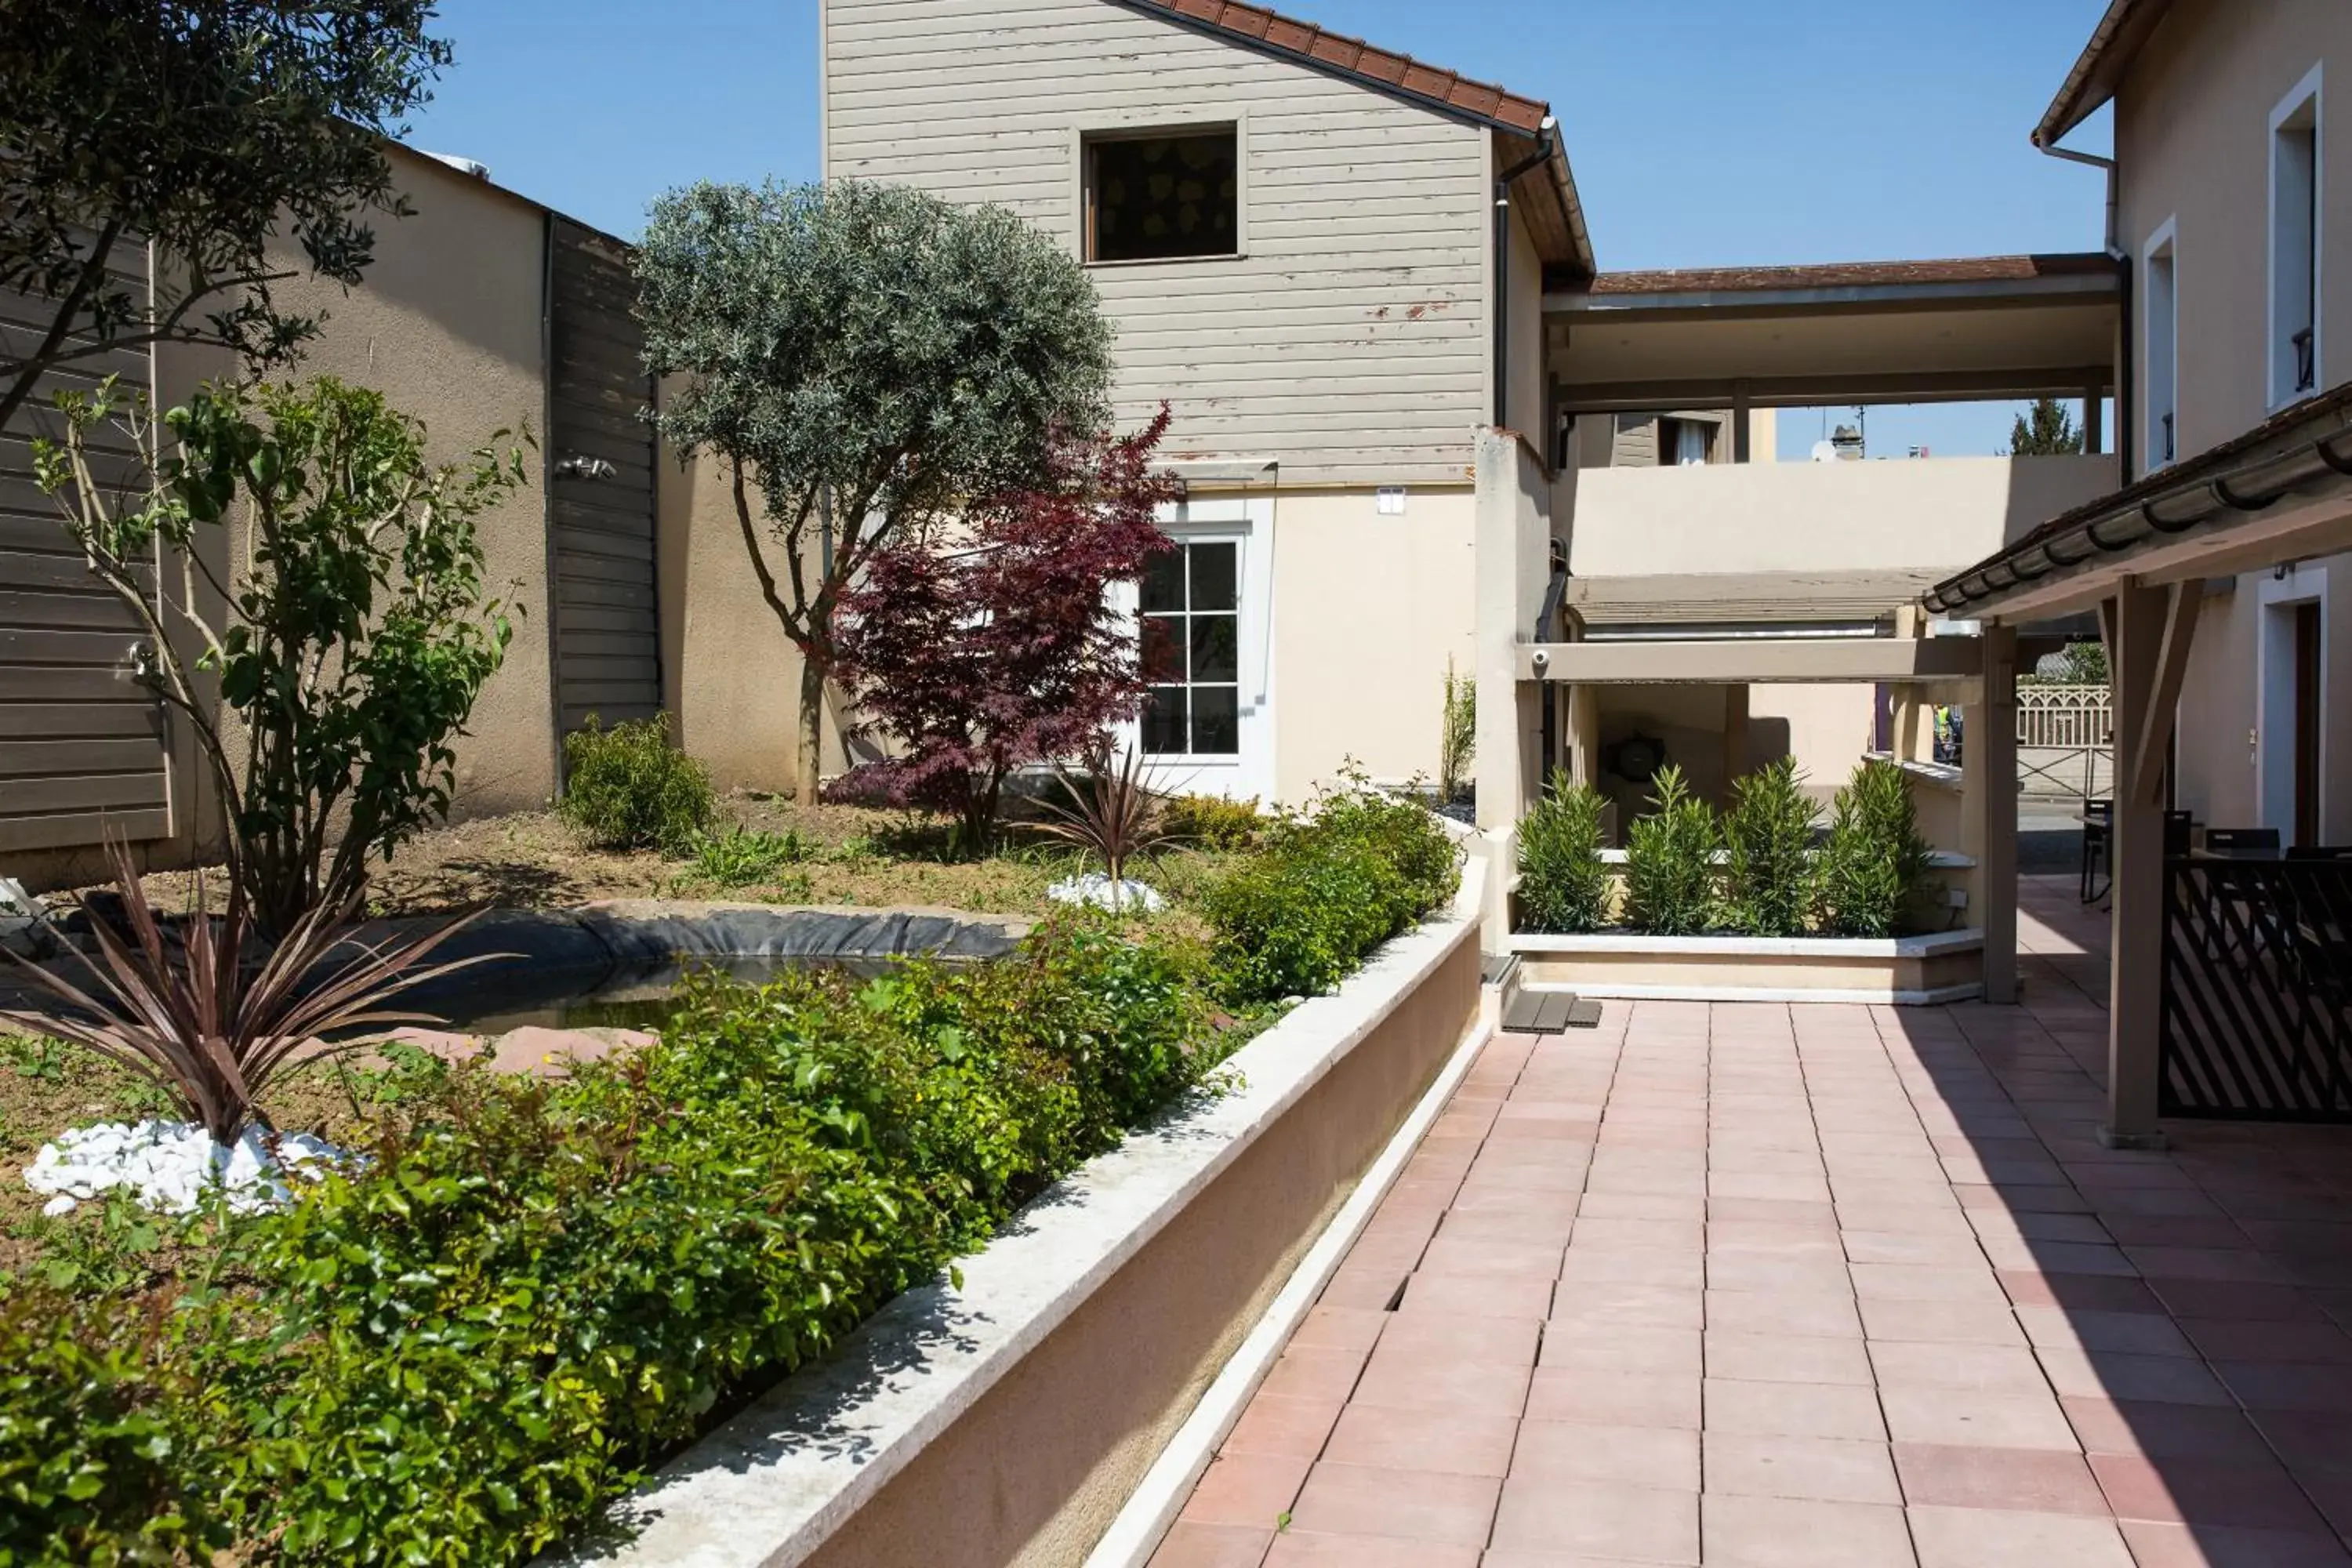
[0, 238, 173, 854]
[546, 218, 661, 735]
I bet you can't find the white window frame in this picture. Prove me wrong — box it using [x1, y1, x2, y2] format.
[2143, 218, 2180, 472]
[1115, 495, 1276, 800]
[2268, 64, 2325, 411]
[2256, 563, 2329, 844]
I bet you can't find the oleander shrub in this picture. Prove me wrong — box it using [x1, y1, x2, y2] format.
[1815, 759, 1936, 938]
[1622, 764, 1720, 936]
[559, 714, 716, 854]
[1162, 792, 1264, 851]
[1720, 757, 1820, 938]
[1518, 770, 1612, 933]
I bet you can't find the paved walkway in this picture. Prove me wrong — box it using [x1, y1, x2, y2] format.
[1151, 877, 2352, 1567]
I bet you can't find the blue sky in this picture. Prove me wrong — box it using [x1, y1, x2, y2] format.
[403, 0, 2116, 458]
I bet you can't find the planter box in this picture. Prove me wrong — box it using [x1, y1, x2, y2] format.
[557, 869, 1486, 1568]
[1509, 927, 1984, 1004]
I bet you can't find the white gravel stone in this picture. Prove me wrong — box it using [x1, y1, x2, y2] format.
[24, 1119, 347, 1215]
[1044, 871, 1166, 913]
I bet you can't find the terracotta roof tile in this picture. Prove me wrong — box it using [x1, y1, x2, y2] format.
[1114, 0, 1552, 133]
[1591, 253, 2120, 296]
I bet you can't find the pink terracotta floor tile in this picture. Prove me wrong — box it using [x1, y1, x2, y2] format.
[2086, 1451, 2332, 1532]
[1320, 1403, 1519, 1479]
[2031, 1345, 2234, 1406]
[1890, 1442, 2109, 1515]
[1260, 1530, 1479, 1567]
[2117, 1520, 2352, 1568]
[1181, 1451, 1315, 1530]
[1285, 1461, 1499, 1547]
[1702, 1377, 1887, 1442]
[1539, 1322, 1703, 1376]
[1878, 1387, 2079, 1450]
[1523, 1367, 1701, 1428]
[1702, 1432, 1901, 1504]
[2009, 1304, 2194, 1357]
[1697, 1494, 1916, 1568]
[1348, 1348, 1532, 1417]
[2061, 1396, 2276, 1461]
[1508, 1418, 1700, 1490]
[1704, 1288, 1864, 1338]
[1222, 1395, 1344, 1461]
[1906, 1503, 2136, 1567]
[1488, 1478, 1700, 1563]
[1857, 1296, 2029, 1346]
[1704, 1329, 1876, 1386]
[1148, 1520, 1273, 1568]
[1866, 1341, 2050, 1395]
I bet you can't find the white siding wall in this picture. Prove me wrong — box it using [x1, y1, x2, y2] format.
[822, 0, 1493, 485]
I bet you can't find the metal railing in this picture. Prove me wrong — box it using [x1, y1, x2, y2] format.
[2016, 684, 2112, 799]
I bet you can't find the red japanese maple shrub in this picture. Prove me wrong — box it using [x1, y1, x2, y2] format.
[831, 406, 1178, 848]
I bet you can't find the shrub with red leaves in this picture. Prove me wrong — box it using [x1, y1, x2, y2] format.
[832, 407, 1178, 848]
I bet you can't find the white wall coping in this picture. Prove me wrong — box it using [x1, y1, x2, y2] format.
[554, 861, 1486, 1567]
[1508, 926, 1983, 960]
[1589, 847, 1975, 869]
[1530, 979, 1985, 1006]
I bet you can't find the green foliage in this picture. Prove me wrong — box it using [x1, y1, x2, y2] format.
[1622, 764, 1720, 936]
[1517, 771, 1611, 934]
[2005, 395, 2085, 456]
[1438, 659, 1475, 804]
[637, 177, 1115, 804]
[1719, 758, 1820, 938]
[559, 715, 717, 855]
[1203, 770, 1461, 1003]
[1161, 793, 1263, 851]
[691, 825, 818, 887]
[0, 1, 451, 431]
[2050, 640, 2109, 686]
[35, 376, 528, 934]
[0, 1289, 233, 1565]
[1815, 760, 1936, 938]
[0, 916, 1228, 1566]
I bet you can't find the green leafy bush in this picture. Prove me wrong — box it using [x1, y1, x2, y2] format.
[0, 914, 1230, 1566]
[559, 715, 716, 854]
[1816, 759, 1936, 938]
[691, 824, 817, 887]
[1622, 764, 1719, 935]
[36, 376, 528, 934]
[1203, 770, 1461, 1003]
[1518, 770, 1611, 933]
[1720, 757, 1820, 937]
[1161, 793, 1263, 851]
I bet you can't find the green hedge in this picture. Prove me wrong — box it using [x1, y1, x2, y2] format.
[0, 787, 1464, 1566]
[1202, 771, 1462, 1004]
[0, 913, 1229, 1566]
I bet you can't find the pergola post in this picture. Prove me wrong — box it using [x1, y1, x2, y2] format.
[1968, 622, 2020, 1003]
[2103, 578, 2197, 1147]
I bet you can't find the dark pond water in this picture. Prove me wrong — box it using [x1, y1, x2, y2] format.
[420, 953, 899, 1036]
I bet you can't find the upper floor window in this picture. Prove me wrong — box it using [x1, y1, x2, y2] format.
[2270, 66, 2324, 407]
[2146, 222, 2179, 468]
[1084, 128, 1239, 263]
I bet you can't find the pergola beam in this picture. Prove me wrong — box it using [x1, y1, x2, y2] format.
[1555, 366, 2116, 413]
[1519, 637, 1981, 685]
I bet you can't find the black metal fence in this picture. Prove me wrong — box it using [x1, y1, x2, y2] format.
[2160, 857, 2352, 1120]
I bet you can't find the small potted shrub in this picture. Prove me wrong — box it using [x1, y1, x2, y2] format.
[1720, 757, 1820, 938]
[1815, 759, 1936, 937]
[1518, 769, 1611, 932]
[1622, 764, 1719, 935]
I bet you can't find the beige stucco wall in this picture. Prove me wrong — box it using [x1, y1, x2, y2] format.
[261, 149, 558, 818]
[1568, 454, 2120, 579]
[2115, 0, 2351, 467]
[798, 929, 1482, 1568]
[654, 443, 859, 796]
[1270, 487, 1475, 804]
[2115, 0, 2352, 844]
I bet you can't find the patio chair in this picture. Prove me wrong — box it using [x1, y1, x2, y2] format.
[2081, 798, 2111, 903]
[2288, 845, 2352, 860]
[2204, 826, 2282, 855]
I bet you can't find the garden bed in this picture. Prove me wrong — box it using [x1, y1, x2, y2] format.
[1508, 926, 1985, 1004]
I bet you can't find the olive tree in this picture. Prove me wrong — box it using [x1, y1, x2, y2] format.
[635, 179, 1116, 804]
[0, 0, 449, 432]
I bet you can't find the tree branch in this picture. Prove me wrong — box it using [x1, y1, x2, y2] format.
[732, 462, 810, 647]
